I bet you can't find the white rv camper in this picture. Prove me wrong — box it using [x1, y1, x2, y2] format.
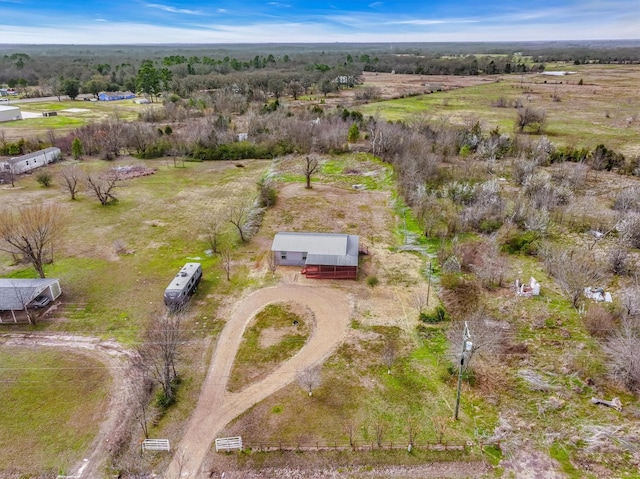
[163, 263, 202, 308]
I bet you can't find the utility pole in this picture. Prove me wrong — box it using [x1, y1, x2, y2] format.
[426, 260, 432, 306]
[403, 208, 408, 245]
[454, 321, 472, 421]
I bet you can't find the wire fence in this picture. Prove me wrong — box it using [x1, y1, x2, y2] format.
[238, 440, 483, 453]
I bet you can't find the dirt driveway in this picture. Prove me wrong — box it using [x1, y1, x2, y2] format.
[164, 284, 351, 479]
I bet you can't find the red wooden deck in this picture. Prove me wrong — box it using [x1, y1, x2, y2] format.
[301, 265, 357, 279]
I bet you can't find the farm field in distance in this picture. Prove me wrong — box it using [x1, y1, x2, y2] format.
[358, 64, 640, 155]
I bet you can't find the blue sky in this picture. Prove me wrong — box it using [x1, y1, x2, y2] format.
[0, 0, 638, 44]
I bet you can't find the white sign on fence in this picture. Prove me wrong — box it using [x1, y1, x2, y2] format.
[215, 436, 243, 452]
[141, 439, 170, 452]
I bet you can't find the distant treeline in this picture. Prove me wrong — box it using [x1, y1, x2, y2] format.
[0, 41, 638, 97]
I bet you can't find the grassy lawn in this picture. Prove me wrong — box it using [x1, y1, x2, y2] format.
[228, 302, 312, 392]
[0, 157, 270, 343]
[223, 323, 495, 453]
[0, 99, 160, 138]
[0, 348, 110, 475]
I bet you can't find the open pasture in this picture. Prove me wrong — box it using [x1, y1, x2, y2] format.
[358, 64, 640, 155]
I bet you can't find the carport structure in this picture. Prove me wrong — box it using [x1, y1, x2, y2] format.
[0, 278, 61, 322]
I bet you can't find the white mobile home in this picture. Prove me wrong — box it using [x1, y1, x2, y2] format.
[0, 105, 22, 123]
[1, 147, 61, 175]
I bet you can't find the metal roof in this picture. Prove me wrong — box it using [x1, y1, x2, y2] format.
[165, 263, 201, 292]
[8, 147, 60, 164]
[0, 278, 59, 310]
[271, 232, 359, 267]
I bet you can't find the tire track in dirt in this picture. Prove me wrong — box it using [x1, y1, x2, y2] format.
[0, 333, 137, 479]
[164, 284, 351, 479]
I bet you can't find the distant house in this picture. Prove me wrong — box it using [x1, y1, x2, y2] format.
[98, 91, 135, 101]
[271, 232, 359, 279]
[0, 105, 22, 123]
[0, 278, 62, 322]
[1, 147, 61, 175]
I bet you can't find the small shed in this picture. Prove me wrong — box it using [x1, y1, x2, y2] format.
[0, 278, 62, 322]
[0, 105, 22, 123]
[271, 232, 359, 279]
[1, 147, 61, 175]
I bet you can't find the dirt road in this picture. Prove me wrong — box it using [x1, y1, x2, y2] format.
[164, 284, 351, 479]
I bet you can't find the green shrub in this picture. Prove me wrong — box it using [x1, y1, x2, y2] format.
[366, 276, 379, 287]
[191, 140, 295, 161]
[36, 171, 52, 187]
[347, 123, 360, 142]
[134, 141, 169, 159]
[479, 218, 503, 234]
[420, 305, 449, 323]
[499, 229, 539, 255]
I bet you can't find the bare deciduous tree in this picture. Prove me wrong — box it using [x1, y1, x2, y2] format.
[373, 416, 387, 447]
[11, 280, 34, 325]
[405, 416, 420, 449]
[0, 203, 66, 278]
[604, 318, 640, 392]
[202, 214, 224, 254]
[542, 246, 604, 308]
[620, 285, 640, 317]
[617, 212, 640, 248]
[608, 243, 629, 275]
[128, 367, 154, 439]
[516, 107, 546, 134]
[447, 309, 507, 372]
[412, 289, 429, 318]
[85, 170, 122, 205]
[59, 165, 82, 200]
[221, 247, 232, 281]
[135, 309, 184, 407]
[267, 250, 277, 277]
[381, 338, 397, 374]
[342, 417, 358, 448]
[297, 365, 322, 396]
[302, 155, 319, 189]
[227, 203, 249, 243]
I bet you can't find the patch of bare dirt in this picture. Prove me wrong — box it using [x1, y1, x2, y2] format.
[359, 71, 500, 99]
[258, 302, 314, 349]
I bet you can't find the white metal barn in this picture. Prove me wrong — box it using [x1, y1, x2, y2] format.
[1, 147, 61, 174]
[0, 278, 62, 322]
[0, 105, 22, 122]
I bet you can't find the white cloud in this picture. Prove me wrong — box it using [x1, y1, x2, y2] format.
[145, 3, 204, 15]
[0, 6, 638, 44]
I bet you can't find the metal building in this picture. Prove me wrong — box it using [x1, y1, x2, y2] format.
[271, 232, 359, 279]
